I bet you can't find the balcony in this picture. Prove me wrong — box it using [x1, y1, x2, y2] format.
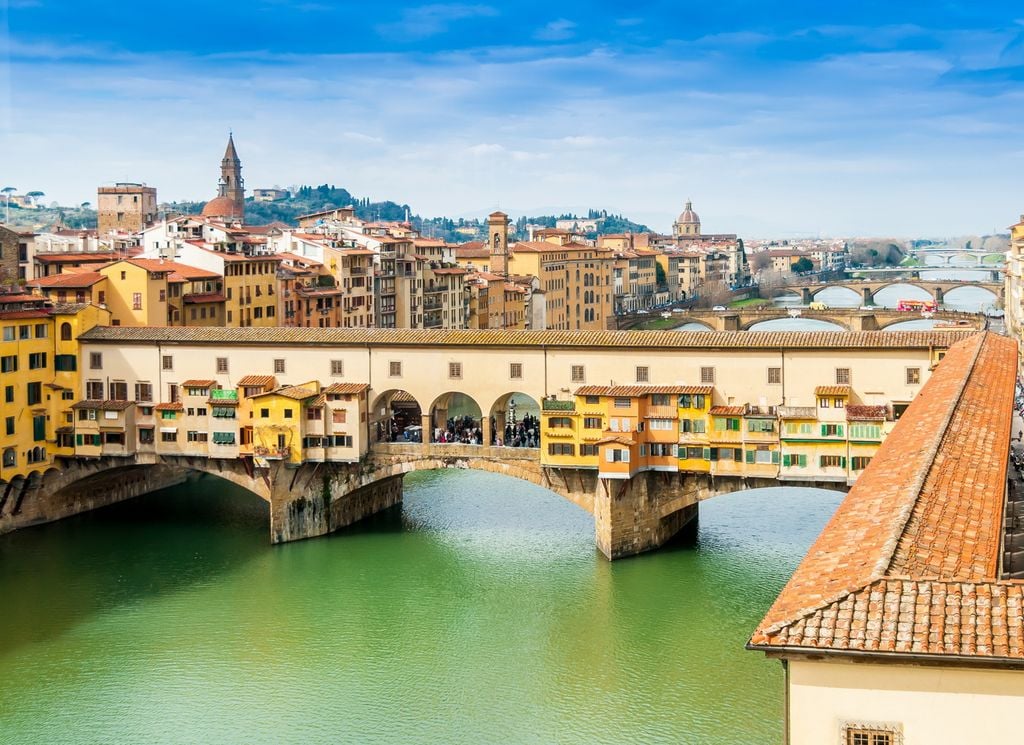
[542, 399, 576, 412]
[778, 406, 816, 419]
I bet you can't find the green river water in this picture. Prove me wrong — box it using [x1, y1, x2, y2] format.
[0, 470, 841, 744]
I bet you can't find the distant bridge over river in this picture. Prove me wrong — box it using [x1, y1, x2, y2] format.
[661, 307, 983, 332]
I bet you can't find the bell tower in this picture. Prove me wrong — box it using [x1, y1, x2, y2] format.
[488, 211, 510, 275]
[221, 133, 244, 215]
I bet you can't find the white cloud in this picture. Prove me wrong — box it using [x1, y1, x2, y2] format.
[376, 4, 498, 41]
[533, 19, 576, 42]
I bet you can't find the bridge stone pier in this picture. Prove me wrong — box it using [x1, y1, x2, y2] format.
[1, 444, 849, 560]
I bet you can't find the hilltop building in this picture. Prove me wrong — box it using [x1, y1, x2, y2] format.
[201, 134, 245, 221]
[672, 200, 701, 238]
[96, 183, 157, 237]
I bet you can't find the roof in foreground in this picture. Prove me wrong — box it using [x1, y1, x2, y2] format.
[749, 332, 1022, 663]
[78, 326, 977, 351]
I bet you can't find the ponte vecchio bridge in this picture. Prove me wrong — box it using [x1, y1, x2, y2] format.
[0, 326, 986, 559]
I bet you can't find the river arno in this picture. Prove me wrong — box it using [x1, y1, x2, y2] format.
[0, 471, 842, 745]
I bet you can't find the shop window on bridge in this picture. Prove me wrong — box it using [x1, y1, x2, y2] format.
[103, 433, 125, 445]
[818, 398, 829, 408]
[606, 448, 629, 463]
[548, 443, 575, 457]
[26, 446, 46, 464]
[713, 417, 741, 431]
[745, 447, 779, 464]
[649, 443, 676, 457]
[683, 446, 704, 460]
[678, 394, 706, 409]
[139, 428, 155, 444]
[748, 419, 774, 433]
[680, 418, 706, 434]
[76, 434, 101, 447]
[329, 435, 353, 447]
[110, 381, 128, 401]
[302, 436, 323, 449]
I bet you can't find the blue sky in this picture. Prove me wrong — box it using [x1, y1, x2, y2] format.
[2, 1, 1024, 236]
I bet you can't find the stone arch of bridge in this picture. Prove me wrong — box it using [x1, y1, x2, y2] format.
[429, 391, 484, 444]
[487, 391, 542, 447]
[677, 318, 717, 331]
[370, 388, 424, 443]
[942, 285, 998, 306]
[740, 315, 851, 331]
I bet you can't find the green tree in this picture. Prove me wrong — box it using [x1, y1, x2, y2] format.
[792, 257, 814, 273]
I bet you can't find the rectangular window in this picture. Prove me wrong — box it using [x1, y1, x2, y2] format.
[331, 360, 344, 376]
[86, 380, 104, 400]
[844, 726, 898, 745]
[160, 431, 177, 442]
[448, 362, 462, 379]
[834, 398, 844, 408]
[606, 448, 630, 463]
[28, 352, 46, 369]
[580, 444, 599, 456]
[274, 359, 285, 374]
[1, 355, 17, 373]
[216, 357, 229, 374]
[186, 431, 209, 443]
[583, 417, 602, 429]
[820, 455, 844, 468]
[852, 456, 873, 470]
[54, 354, 76, 371]
[5, 417, 13, 435]
[162, 355, 173, 371]
[135, 382, 153, 402]
[4, 386, 12, 403]
[547, 443, 575, 456]
[906, 367, 920, 385]
[548, 417, 573, 429]
[1, 327, 12, 342]
[19, 325, 29, 340]
[649, 419, 673, 430]
[89, 352, 102, 369]
[635, 366, 649, 383]
[835, 367, 851, 385]
[571, 365, 585, 383]
[389, 361, 402, 377]
[650, 393, 670, 407]
[109, 381, 128, 401]
[819, 398, 829, 408]
[747, 419, 774, 433]
[613, 397, 631, 409]
[132, 292, 142, 310]
[34, 323, 47, 339]
[700, 366, 715, 384]
[306, 408, 321, 421]
[332, 410, 347, 424]
[509, 362, 522, 380]
[260, 408, 270, 418]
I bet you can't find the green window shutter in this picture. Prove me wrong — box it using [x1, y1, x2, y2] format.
[745, 449, 755, 463]
[75, 434, 83, 446]
[820, 424, 827, 436]
[702, 447, 711, 460]
[782, 454, 791, 467]
[819, 456, 826, 468]
[709, 447, 718, 461]
[841, 457, 847, 468]
[799, 454, 807, 467]
[771, 450, 780, 464]
[93, 435, 101, 446]
[837, 425, 844, 437]
[733, 448, 742, 462]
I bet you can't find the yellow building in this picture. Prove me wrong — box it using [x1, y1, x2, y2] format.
[0, 294, 109, 481]
[97, 258, 172, 327]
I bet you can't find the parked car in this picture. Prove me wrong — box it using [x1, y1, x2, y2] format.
[672, 308, 685, 314]
[712, 305, 727, 311]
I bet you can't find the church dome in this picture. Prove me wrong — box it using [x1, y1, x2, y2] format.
[202, 196, 242, 218]
[676, 200, 699, 225]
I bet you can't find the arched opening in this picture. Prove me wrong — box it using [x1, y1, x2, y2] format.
[60, 322, 72, 341]
[674, 320, 715, 332]
[770, 291, 802, 306]
[430, 392, 483, 444]
[811, 286, 860, 307]
[871, 283, 933, 308]
[370, 389, 423, 443]
[489, 392, 541, 448]
[746, 318, 846, 332]
[2, 447, 15, 468]
[942, 285, 998, 313]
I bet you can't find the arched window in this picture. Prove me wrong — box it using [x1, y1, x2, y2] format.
[60, 322, 72, 341]
[2, 448, 15, 468]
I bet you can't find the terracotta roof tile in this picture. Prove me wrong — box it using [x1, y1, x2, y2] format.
[237, 375, 276, 387]
[749, 332, 1022, 662]
[709, 405, 745, 416]
[78, 327, 977, 351]
[815, 385, 851, 396]
[576, 385, 714, 397]
[71, 399, 135, 410]
[154, 402, 184, 411]
[846, 405, 887, 421]
[323, 383, 370, 394]
[182, 380, 216, 388]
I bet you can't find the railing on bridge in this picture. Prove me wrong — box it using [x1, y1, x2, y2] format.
[370, 442, 540, 461]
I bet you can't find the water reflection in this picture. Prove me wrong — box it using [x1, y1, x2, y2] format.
[748, 318, 845, 332]
[676, 322, 713, 332]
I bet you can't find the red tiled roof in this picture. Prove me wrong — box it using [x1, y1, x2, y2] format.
[576, 385, 713, 397]
[252, 385, 319, 400]
[182, 380, 216, 388]
[846, 405, 887, 421]
[237, 375, 276, 388]
[749, 332, 1021, 662]
[29, 272, 105, 288]
[815, 385, 851, 396]
[323, 383, 369, 394]
[709, 406, 745, 416]
[183, 292, 226, 303]
[71, 399, 135, 410]
[154, 402, 184, 411]
[595, 434, 636, 446]
[35, 252, 122, 263]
